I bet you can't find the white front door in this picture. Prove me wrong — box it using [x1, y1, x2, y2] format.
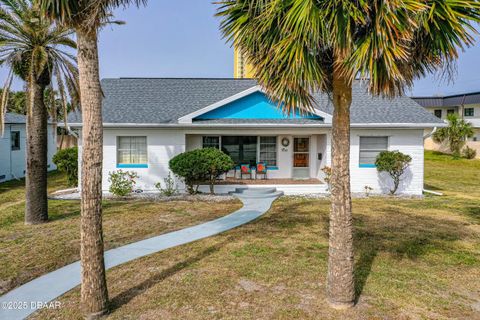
[293, 137, 310, 179]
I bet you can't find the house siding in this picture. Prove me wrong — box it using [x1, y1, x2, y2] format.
[78, 127, 425, 195]
[0, 124, 57, 183]
[350, 129, 424, 195]
[100, 128, 186, 191]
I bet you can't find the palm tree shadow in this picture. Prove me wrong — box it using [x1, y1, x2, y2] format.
[108, 241, 225, 312]
[354, 245, 377, 303]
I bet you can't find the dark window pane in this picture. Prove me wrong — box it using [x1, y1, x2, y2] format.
[11, 131, 20, 150]
[464, 108, 474, 117]
[221, 136, 257, 166]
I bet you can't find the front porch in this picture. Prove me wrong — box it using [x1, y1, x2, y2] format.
[185, 131, 331, 181]
[215, 178, 322, 185]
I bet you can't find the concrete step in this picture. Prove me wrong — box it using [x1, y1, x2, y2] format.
[232, 187, 278, 195]
[232, 191, 284, 199]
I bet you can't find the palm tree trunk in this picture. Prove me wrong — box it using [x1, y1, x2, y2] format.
[76, 27, 109, 318]
[327, 69, 355, 309]
[25, 80, 48, 225]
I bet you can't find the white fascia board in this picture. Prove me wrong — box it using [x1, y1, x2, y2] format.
[350, 122, 447, 128]
[65, 122, 446, 129]
[177, 85, 332, 124]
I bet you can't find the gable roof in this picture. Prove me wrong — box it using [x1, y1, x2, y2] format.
[5, 113, 26, 124]
[68, 78, 443, 127]
[178, 86, 330, 123]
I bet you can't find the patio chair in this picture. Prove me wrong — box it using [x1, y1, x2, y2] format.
[240, 163, 252, 179]
[256, 162, 268, 180]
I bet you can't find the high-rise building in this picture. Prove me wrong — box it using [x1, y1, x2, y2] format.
[233, 47, 255, 78]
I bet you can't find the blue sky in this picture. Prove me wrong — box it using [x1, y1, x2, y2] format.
[3, 1, 480, 96]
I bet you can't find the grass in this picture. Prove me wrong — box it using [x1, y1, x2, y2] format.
[0, 173, 242, 295]
[16, 152, 480, 319]
[33, 151, 480, 320]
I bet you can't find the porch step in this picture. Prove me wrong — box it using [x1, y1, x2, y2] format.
[229, 187, 284, 199]
[233, 187, 278, 194]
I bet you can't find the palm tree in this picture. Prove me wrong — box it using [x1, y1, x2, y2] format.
[217, 0, 480, 309]
[0, 0, 78, 224]
[433, 113, 474, 158]
[38, 0, 146, 317]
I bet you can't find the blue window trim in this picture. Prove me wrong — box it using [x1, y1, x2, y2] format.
[267, 166, 279, 170]
[117, 163, 148, 169]
[359, 164, 376, 168]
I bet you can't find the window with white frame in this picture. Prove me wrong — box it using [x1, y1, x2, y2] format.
[259, 136, 277, 167]
[359, 136, 388, 166]
[117, 136, 147, 165]
[202, 136, 220, 149]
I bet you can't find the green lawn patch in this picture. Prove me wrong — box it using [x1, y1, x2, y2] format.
[18, 153, 480, 319]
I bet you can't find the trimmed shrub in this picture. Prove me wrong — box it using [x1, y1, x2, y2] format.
[52, 147, 78, 187]
[375, 151, 412, 195]
[108, 170, 139, 197]
[169, 148, 235, 194]
[462, 146, 477, 159]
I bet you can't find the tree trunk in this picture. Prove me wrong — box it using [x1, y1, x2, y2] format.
[25, 79, 49, 225]
[76, 27, 109, 318]
[327, 69, 355, 309]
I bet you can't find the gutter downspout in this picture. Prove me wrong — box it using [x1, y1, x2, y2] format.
[423, 126, 438, 140]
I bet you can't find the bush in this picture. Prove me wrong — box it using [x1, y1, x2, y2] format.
[52, 147, 78, 187]
[375, 151, 412, 195]
[169, 148, 235, 194]
[108, 170, 139, 197]
[462, 146, 477, 159]
[155, 172, 178, 196]
[321, 166, 332, 191]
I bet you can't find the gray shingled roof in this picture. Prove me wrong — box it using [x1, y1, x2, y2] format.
[68, 78, 443, 126]
[5, 113, 26, 124]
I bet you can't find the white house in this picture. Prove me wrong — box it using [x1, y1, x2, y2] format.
[0, 113, 57, 183]
[68, 78, 445, 195]
[413, 91, 480, 158]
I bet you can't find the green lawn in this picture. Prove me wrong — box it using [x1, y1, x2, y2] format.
[0, 173, 241, 295]
[32, 151, 480, 319]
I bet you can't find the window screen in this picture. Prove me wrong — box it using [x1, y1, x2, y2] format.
[117, 136, 147, 164]
[359, 136, 388, 165]
[202, 136, 220, 149]
[259, 136, 277, 166]
[221, 136, 257, 166]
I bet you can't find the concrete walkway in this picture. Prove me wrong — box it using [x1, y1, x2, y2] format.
[0, 188, 282, 320]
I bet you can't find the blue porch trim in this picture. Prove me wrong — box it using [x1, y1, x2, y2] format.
[359, 164, 376, 168]
[117, 163, 148, 169]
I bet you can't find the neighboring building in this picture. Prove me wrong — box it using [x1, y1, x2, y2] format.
[413, 91, 480, 141]
[233, 47, 254, 79]
[413, 92, 480, 158]
[0, 113, 57, 183]
[68, 78, 444, 195]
